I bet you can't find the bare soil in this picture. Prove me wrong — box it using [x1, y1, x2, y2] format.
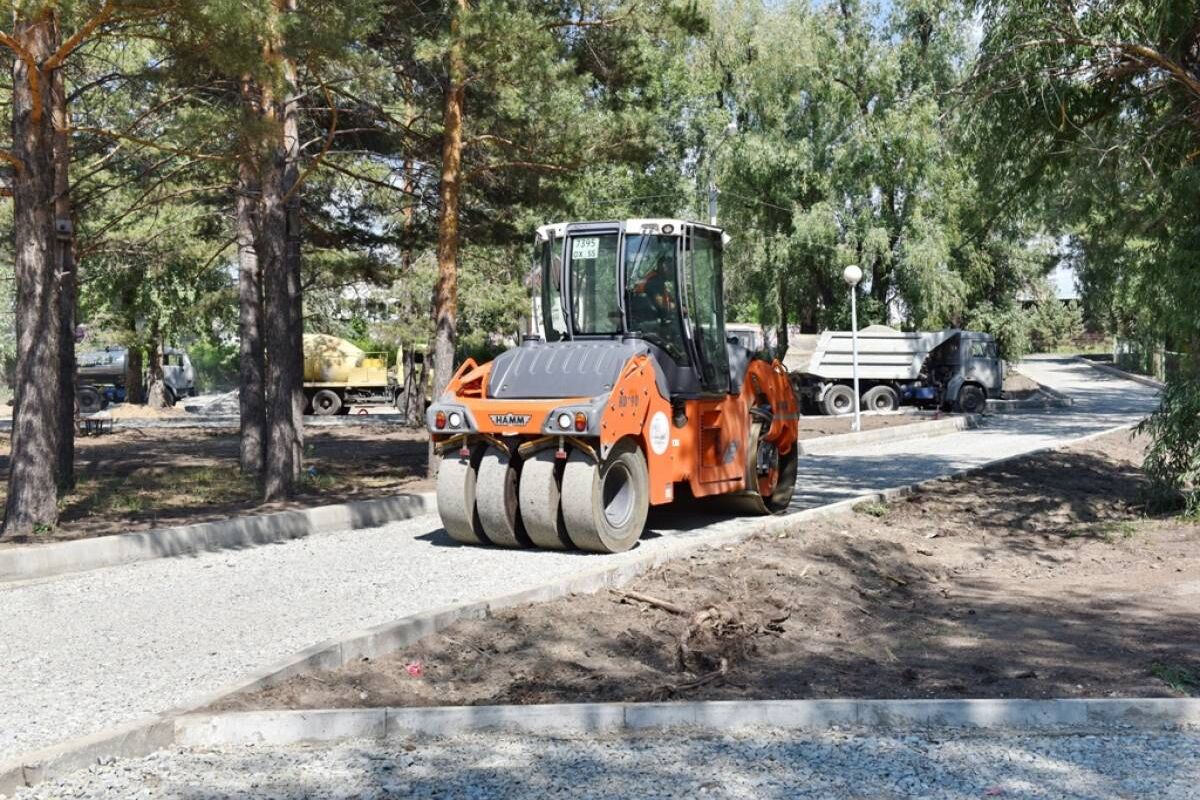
[217, 429, 1200, 709]
[794, 412, 928, 440]
[0, 425, 432, 544]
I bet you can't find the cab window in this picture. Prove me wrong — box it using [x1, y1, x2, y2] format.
[624, 234, 686, 361]
[970, 341, 997, 359]
[568, 233, 620, 335]
[687, 228, 730, 393]
[538, 235, 568, 341]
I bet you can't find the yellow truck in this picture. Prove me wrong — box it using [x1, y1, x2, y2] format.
[303, 334, 420, 415]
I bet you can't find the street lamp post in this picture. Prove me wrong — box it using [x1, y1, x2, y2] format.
[843, 265, 863, 433]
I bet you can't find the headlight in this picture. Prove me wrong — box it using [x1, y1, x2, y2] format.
[448, 411, 463, 428]
[556, 412, 572, 430]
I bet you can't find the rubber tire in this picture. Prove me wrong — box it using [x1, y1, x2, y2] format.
[561, 440, 649, 554]
[436, 445, 489, 545]
[474, 446, 531, 548]
[78, 387, 103, 414]
[956, 384, 987, 414]
[312, 389, 342, 416]
[822, 384, 855, 416]
[519, 450, 573, 550]
[862, 385, 899, 413]
[727, 420, 798, 516]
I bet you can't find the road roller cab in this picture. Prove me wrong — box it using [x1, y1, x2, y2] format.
[428, 219, 799, 553]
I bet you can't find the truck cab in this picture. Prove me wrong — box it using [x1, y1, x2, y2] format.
[928, 331, 1004, 413]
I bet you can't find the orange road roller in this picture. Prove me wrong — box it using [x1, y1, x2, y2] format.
[427, 219, 799, 553]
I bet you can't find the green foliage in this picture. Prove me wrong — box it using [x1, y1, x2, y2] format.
[963, 302, 1030, 362]
[854, 500, 889, 518]
[188, 340, 240, 392]
[1138, 379, 1200, 517]
[1150, 663, 1199, 696]
[1029, 300, 1084, 354]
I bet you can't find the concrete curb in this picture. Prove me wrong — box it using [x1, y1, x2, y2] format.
[1074, 356, 1166, 390]
[989, 390, 1073, 414]
[0, 492, 436, 584]
[0, 418, 1139, 795]
[174, 698, 1200, 746]
[797, 415, 978, 456]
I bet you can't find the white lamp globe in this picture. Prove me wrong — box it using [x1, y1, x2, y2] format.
[842, 265, 863, 287]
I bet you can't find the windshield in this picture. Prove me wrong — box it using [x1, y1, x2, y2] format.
[568, 233, 621, 335]
[624, 234, 686, 361]
[537, 235, 568, 341]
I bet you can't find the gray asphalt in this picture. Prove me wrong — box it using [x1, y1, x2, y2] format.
[0, 357, 1160, 762]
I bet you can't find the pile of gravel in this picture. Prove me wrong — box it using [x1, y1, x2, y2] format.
[9, 728, 1200, 799]
[184, 389, 240, 415]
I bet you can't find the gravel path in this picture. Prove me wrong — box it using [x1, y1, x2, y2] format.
[10, 729, 1200, 799]
[0, 357, 1161, 762]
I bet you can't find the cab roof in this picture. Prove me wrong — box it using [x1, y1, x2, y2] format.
[535, 219, 723, 240]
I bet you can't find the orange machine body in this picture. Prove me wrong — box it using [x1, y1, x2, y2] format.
[432, 351, 798, 506]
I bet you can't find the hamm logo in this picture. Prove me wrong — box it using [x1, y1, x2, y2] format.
[490, 413, 531, 427]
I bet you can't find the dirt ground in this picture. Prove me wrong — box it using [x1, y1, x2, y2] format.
[0, 425, 431, 544]
[794, 412, 927, 439]
[218, 429, 1200, 709]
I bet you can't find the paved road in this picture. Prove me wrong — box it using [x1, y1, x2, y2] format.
[0, 357, 1160, 761]
[12, 729, 1200, 800]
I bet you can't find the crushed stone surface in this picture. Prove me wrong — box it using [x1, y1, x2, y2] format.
[10, 728, 1200, 800]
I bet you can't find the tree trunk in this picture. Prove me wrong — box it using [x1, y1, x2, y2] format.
[124, 342, 143, 404]
[258, 11, 305, 501]
[429, 0, 468, 477]
[260, 117, 298, 500]
[282, 45, 305, 481]
[236, 80, 266, 474]
[50, 38, 75, 492]
[3, 17, 61, 538]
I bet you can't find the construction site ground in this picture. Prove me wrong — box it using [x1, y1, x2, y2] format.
[0, 414, 926, 545]
[217, 428, 1200, 711]
[0, 426, 431, 544]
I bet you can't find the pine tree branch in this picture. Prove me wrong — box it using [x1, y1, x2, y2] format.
[0, 29, 43, 124]
[43, 0, 116, 72]
[68, 126, 229, 161]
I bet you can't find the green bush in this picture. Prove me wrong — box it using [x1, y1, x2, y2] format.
[1029, 300, 1084, 352]
[188, 340, 239, 393]
[1138, 377, 1200, 516]
[964, 302, 1030, 362]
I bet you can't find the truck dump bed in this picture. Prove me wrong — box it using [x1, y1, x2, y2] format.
[784, 325, 959, 381]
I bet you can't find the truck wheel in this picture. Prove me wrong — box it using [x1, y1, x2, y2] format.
[561, 440, 648, 554]
[956, 384, 987, 414]
[862, 385, 899, 412]
[474, 446, 531, 548]
[436, 445, 489, 545]
[822, 385, 855, 416]
[311, 389, 342, 416]
[78, 387, 102, 414]
[519, 450, 573, 549]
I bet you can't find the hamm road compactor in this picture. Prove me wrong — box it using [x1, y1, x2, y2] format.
[427, 219, 799, 553]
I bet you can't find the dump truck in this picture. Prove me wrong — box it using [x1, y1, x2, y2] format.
[303, 333, 410, 415]
[784, 325, 1003, 415]
[427, 218, 800, 554]
[76, 346, 195, 413]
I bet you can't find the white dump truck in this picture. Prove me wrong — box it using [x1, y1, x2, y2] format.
[784, 325, 1003, 415]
